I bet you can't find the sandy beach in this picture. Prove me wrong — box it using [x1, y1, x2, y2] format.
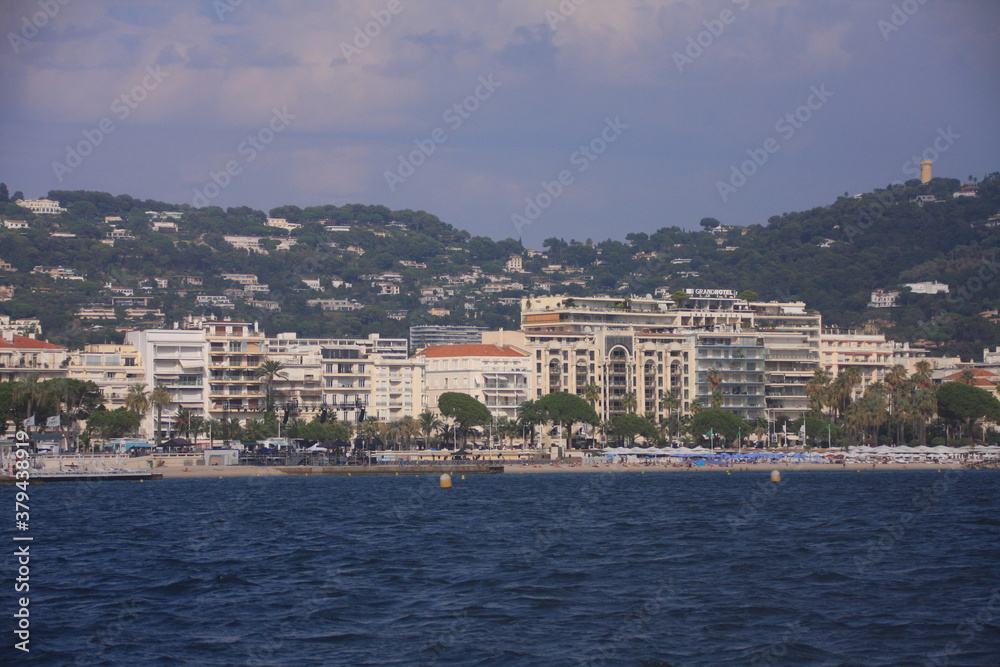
[142, 460, 965, 478]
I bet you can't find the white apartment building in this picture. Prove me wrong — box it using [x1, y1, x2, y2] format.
[417, 343, 532, 422]
[904, 281, 949, 295]
[16, 198, 67, 215]
[125, 328, 210, 438]
[869, 289, 901, 308]
[750, 301, 822, 421]
[265, 217, 301, 231]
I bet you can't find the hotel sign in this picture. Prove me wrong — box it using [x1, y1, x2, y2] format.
[689, 288, 737, 298]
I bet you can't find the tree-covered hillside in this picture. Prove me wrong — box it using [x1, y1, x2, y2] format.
[0, 172, 996, 359]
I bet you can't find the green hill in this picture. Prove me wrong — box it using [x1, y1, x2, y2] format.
[0, 172, 996, 359]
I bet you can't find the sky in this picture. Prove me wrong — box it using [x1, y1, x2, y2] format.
[1, 0, 998, 248]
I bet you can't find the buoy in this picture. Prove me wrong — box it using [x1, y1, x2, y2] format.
[461, 475, 465, 480]
[770, 470, 781, 482]
[440, 473, 452, 488]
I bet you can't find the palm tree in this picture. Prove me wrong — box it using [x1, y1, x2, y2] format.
[658, 390, 680, 441]
[397, 415, 418, 449]
[706, 368, 723, 409]
[205, 418, 223, 447]
[805, 369, 831, 414]
[912, 361, 933, 388]
[174, 408, 195, 439]
[621, 390, 638, 414]
[255, 359, 289, 412]
[13, 376, 47, 424]
[149, 385, 172, 446]
[884, 365, 909, 444]
[418, 411, 441, 447]
[190, 416, 206, 443]
[125, 383, 150, 417]
[915, 387, 937, 447]
[583, 383, 601, 411]
[242, 419, 267, 442]
[957, 369, 977, 386]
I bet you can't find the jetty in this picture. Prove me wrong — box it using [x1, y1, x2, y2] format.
[0, 471, 163, 484]
[277, 463, 504, 476]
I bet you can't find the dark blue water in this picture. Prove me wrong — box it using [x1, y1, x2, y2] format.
[4, 470, 1000, 666]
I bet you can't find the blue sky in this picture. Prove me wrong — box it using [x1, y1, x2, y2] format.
[1, 0, 997, 247]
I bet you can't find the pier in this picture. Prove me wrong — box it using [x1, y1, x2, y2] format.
[276, 463, 504, 476]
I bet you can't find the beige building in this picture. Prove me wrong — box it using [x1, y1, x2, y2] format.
[68, 344, 145, 410]
[820, 329, 928, 397]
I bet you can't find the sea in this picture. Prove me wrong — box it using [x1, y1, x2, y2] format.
[4, 469, 1000, 666]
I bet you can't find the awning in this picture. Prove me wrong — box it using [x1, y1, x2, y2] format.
[179, 358, 204, 369]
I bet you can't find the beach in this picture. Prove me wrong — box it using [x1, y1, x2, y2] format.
[146, 460, 963, 478]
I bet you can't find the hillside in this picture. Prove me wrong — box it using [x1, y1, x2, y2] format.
[0, 173, 997, 359]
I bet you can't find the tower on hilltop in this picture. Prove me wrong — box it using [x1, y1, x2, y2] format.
[920, 159, 932, 184]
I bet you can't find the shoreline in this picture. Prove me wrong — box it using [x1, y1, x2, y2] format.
[148, 461, 965, 478]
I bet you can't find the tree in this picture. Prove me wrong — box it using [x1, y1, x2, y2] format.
[607, 413, 658, 446]
[85, 408, 141, 445]
[438, 392, 491, 446]
[149, 385, 172, 445]
[884, 365, 909, 444]
[805, 369, 832, 414]
[532, 391, 599, 448]
[671, 290, 690, 308]
[43, 378, 102, 446]
[255, 359, 289, 412]
[658, 389, 680, 441]
[0, 182, 9, 203]
[936, 382, 1000, 441]
[621, 390, 637, 414]
[699, 217, 721, 231]
[13, 377, 47, 423]
[205, 419, 223, 446]
[583, 383, 601, 410]
[418, 411, 442, 447]
[125, 383, 150, 418]
[957, 369, 978, 386]
[173, 408, 196, 439]
[690, 408, 745, 446]
[706, 368, 724, 408]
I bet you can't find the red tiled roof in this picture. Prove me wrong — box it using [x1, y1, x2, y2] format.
[943, 368, 998, 387]
[416, 344, 528, 358]
[0, 335, 66, 350]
